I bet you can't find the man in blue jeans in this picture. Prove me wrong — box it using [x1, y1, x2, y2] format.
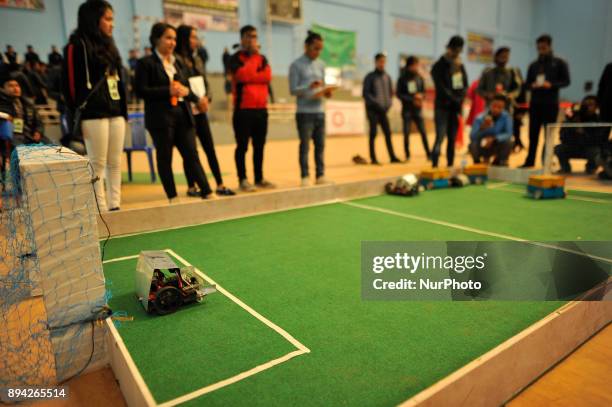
[289, 30, 332, 186]
[431, 36, 468, 168]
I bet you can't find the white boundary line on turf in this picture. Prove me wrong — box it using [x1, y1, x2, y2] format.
[485, 182, 510, 190]
[102, 249, 310, 407]
[166, 249, 310, 353]
[157, 350, 306, 407]
[105, 317, 158, 406]
[102, 254, 140, 264]
[341, 201, 612, 264]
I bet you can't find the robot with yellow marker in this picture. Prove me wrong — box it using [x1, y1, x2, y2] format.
[527, 175, 566, 199]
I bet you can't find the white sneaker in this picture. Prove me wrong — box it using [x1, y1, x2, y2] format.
[315, 176, 331, 185]
[301, 177, 310, 187]
[239, 180, 256, 192]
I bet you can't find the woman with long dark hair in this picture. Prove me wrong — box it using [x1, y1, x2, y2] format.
[135, 22, 212, 201]
[62, 0, 127, 211]
[175, 25, 235, 196]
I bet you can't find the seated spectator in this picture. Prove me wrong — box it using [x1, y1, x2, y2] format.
[0, 73, 48, 145]
[469, 94, 513, 166]
[48, 45, 63, 67]
[3, 45, 21, 72]
[24, 60, 48, 105]
[25, 45, 40, 64]
[0, 73, 50, 185]
[554, 95, 609, 174]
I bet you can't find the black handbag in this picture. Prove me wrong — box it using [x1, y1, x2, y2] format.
[71, 75, 107, 139]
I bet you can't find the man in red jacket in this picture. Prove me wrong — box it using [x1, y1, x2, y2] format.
[229, 25, 274, 192]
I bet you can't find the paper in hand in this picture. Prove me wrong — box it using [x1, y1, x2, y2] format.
[188, 76, 206, 98]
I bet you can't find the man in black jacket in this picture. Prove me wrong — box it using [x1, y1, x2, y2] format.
[0, 75, 46, 145]
[431, 36, 467, 168]
[396, 56, 429, 160]
[597, 62, 612, 122]
[363, 53, 399, 164]
[0, 74, 49, 186]
[521, 34, 570, 168]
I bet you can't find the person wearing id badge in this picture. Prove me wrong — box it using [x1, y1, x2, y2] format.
[521, 34, 570, 168]
[0, 74, 50, 185]
[135, 23, 213, 202]
[175, 25, 235, 197]
[363, 53, 400, 165]
[62, 0, 127, 212]
[430, 36, 468, 168]
[289, 30, 332, 186]
[396, 55, 430, 161]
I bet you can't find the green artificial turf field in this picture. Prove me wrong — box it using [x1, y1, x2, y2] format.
[102, 185, 611, 406]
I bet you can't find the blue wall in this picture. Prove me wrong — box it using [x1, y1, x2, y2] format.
[533, 0, 612, 100]
[1, 0, 610, 101]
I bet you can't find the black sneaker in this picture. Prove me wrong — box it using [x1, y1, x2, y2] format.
[216, 186, 236, 196]
[187, 187, 200, 197]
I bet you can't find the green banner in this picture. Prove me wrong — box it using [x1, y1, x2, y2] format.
[311, 24, 356, 68]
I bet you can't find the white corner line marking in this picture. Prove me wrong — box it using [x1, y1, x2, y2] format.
[102, 249, 310, 406]
[158, 350, 307, 407]
[165, 249, 310, 353]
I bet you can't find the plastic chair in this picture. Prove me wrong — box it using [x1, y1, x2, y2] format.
[124, 112, 156, 183]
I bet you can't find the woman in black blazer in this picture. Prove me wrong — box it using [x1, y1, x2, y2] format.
[135, 22, 211, 200]
[176, 24, 235, 197]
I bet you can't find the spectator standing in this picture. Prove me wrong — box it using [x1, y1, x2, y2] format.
[222, 46, 231, 95]
[289, 30, 332, 186]
[478, 47, 521, 106]
[396, 55, 430, 161]
[363, 53, 399, 164]
[135, 22, 212, 201]
[521, 34, 570, 167]
[62, 0, 128, 212]
[597, 62, 612, 122]
[228, 25, 275, 191]
[175, 24, 235, 196]
[431, 35, 468, 168]
[466, 79, 485, 127]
